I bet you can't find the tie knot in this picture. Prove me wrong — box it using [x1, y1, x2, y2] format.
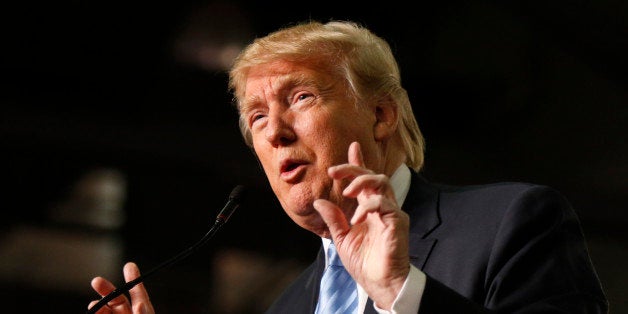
[327, 243, 342, 266]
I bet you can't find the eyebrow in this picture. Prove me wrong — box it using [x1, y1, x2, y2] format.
[240, 72, 320, 113]
[239, 94, 266, 117]
[272, 72, 318, 93]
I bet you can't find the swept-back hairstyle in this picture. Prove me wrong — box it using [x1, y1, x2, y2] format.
[228, 20, 425, 171]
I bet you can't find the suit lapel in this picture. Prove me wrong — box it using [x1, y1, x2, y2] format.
[364, 172, 441, 313]
[404, 173, 441, 240]
[306, 246, 326, 312]
[402, 172, 441, 271]
[409, 235, 437, 270]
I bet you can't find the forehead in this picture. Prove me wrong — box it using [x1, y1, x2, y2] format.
[248, 60, 301, 77]
[246, 61, 318, 88]
[242, 61, 333, 100]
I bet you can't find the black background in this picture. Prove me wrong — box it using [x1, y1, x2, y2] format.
[1, 1, 626, 313]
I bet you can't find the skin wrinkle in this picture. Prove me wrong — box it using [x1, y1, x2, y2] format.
[244, 60, 383, 239]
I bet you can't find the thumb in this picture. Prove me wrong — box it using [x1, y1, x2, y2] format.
[313, 199, 350, 241]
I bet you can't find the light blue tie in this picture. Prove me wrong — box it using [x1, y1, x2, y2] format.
[316, 242, 358, 314]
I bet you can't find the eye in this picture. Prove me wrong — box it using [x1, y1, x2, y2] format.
[252, 112, 266, 122]
[295, 93, 312, 102]
[248, 111, 267, 128]
[292, 92, 315, 108]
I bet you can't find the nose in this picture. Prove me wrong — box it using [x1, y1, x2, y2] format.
[265, 108, 296, 147]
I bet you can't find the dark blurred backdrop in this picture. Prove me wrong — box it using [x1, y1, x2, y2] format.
[1, 1, 626, 313]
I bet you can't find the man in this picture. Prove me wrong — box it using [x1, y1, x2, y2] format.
[89, 20, 608, 313]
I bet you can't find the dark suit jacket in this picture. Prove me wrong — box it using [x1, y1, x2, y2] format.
[266, 170, 608, 313]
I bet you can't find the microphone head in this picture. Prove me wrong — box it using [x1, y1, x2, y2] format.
[229, 185, 246, 202]
[216, 185, 245, 224]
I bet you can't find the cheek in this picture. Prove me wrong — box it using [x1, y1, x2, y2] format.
[298, 110, 345, 143]
[251, 140, 274, 173]
[301, 110, 366, 152]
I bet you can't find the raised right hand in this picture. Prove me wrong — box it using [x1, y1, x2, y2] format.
[88, 262, 155, 314]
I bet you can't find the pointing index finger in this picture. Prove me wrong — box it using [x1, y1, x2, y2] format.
[348, 141, 364, 167]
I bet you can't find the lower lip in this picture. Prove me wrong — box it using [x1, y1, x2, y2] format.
[280, 164, 306, 183]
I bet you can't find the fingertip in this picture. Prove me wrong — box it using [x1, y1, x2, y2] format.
[350, 211, 365, 225]
[350, 216, 357, 225]
[313, 199, 335, 214]
[313, 199, 338, 225]
[91, 276, 104, 289]
[327, 164, 339, 176]
[125, 262, 142, 274]
[88, 300, 97, 309]
[125, 261, 138, 269]
[124, 262, 142, 282]
[312, 199, 324, 210]
[348, 141, 364, 166]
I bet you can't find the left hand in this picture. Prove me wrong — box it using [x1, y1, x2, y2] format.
[88, 262, 155, 314]
[313, 141, 411, 310]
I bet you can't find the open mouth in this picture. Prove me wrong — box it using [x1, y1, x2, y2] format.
[280, 159, 307, 182]
[282, 162, 300, 172]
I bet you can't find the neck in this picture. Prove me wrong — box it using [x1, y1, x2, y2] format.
[381, 136, 407, 177]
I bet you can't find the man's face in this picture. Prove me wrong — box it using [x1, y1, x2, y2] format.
[239, 60, 378, 237]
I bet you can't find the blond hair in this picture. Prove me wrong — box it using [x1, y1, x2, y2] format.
[228, 20, 425, 171]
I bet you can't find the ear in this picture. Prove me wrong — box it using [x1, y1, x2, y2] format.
[373, 97, 399, 141]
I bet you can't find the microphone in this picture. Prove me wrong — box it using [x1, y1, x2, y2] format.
[86, 185, 246, 314]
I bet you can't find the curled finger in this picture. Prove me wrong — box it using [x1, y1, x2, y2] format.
[350, 195, 398, 225]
